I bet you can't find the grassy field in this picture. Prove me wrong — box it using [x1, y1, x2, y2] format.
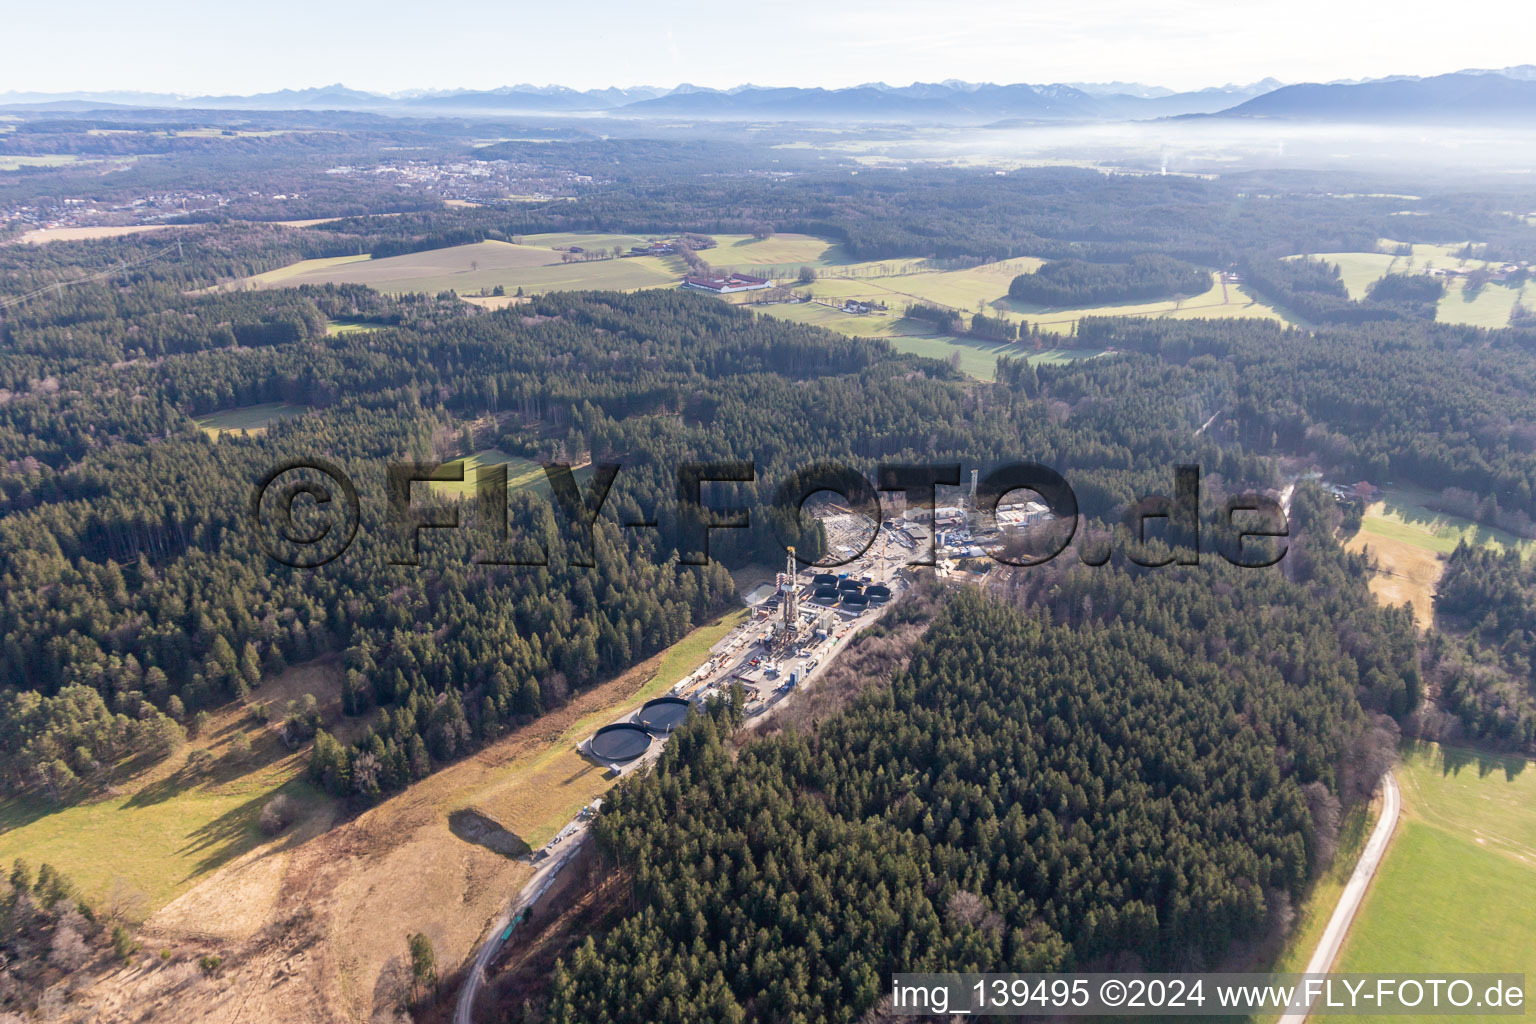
[324, 319, 384, 336]
[1295, 251, 1402, 299]
[0, 702, 328, 918]
[1380, 239, 1483, 270]
[1016, 278, 1287, 333]
[755, 301, 1109, 380]
[460, 607, 749, 847]
[517, 231, 654, 252]
[702, 233, 843, 274]
[1331, 742, 1536, 1021]
[235, 241, 681, 296]
[195, 401, 308, 438]
[1345, 485, 1536, 629]
[1357, 485, 1535, 557]
[887, 334, 1108, 379]
[799, 265, 1287, 336]
[427, 448, 564, 500]
[1437, 277, 1532, 329]
[227, 232, 847, 298]
[754, 300, 927, 340]
[0, 154, 82, 171]
[87, 612, 756, 1020]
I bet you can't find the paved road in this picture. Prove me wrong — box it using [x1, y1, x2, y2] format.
[453, 827, 589, 1024]
[1277, 770, 1400, 1024]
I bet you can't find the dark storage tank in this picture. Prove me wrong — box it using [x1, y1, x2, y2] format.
[638, 696, 691, 734]
[589, 723, 652, 763]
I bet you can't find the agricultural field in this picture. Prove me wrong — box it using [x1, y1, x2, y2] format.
[225, 232, 849, 298]
[232, 240, 654, 295]
[1354, 485, 1534, 557]
[1345, 484, 1536, 628]
[16, 223, 173, 244]
[699, 233, 845, 274]
[517, 231, 654, 252]
[886, 334, 1108, 379]
[1013, 275, 1286, 332]
[1331, 741, 1536, 1021]
[228, 235, 1292, 347]
[0, 154, 82, 171]
[1379, 238, 1483, 269]
[1293, 243, 1534, 326]
[797, 263, 1286, 336]
[195, 401, 308, 438]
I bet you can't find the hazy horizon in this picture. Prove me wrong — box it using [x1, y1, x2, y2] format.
[6, 0, 1535, 97]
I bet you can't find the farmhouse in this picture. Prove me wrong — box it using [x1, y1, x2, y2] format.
[683, 272, 772, 294]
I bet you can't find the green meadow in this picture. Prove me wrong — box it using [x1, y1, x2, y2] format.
[1357, 484, 1536, 556]
[427, 449, 554, 500]
[1437, 277, 1532, 329]
[0, 724, 324, 917]
[195, 401, 308, 438]
[1331, 742, 1536, 1022]
[1294, 251, 1403, 299]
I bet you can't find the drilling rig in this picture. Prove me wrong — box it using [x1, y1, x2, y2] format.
[769, 546, 802, 655]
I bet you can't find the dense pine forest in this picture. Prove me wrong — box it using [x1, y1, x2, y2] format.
[1007, 255, 1212, 307]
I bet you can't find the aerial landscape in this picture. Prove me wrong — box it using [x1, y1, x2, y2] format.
[2, 2, 1535, 1022]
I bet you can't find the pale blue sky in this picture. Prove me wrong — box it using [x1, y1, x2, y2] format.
[5, 0, 1533, 95]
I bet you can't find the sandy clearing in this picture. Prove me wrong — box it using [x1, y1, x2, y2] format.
[17, 224, 173, 244]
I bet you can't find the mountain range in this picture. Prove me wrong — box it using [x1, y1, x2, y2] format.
[3, 67, 1533, 123]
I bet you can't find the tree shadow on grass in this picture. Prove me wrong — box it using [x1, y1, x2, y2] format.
[1413, 738, 1530, 782]
[174, 779, 325, 884]
[124, 732, 295, 810]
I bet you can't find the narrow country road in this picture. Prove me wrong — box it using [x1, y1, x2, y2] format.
[1277, 770, 1401, 1024]
[453, 827, 589, 1024]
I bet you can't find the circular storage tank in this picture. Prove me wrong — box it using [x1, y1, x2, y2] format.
[837, 579, 863, 594]
[638, 696, 691, 735]
[590, 723, 652, 763]
[842, 592, 870, 610]
[813, 573, 839, 588]
[866, 584, 892, 604]
[813, 585, 840, 603]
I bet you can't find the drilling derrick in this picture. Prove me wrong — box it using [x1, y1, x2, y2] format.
[778, 547, 800, 635]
